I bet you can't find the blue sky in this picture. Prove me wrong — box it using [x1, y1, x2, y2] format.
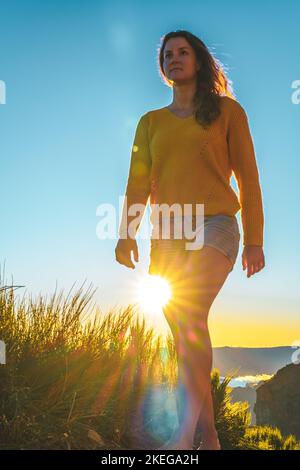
[1, 0, 299, 346]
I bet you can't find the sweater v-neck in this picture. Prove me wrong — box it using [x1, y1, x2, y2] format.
[163, 107, 195, 120]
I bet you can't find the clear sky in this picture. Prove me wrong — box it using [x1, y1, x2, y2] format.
[1, 0, 299, 347]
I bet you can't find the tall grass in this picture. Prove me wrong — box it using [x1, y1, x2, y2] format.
[0, 268, 299, 450]
[0, 269, 178, 449]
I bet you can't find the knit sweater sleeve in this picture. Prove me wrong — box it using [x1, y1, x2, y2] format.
[227, 103, 264, 246]
[118, 113, 152, 238]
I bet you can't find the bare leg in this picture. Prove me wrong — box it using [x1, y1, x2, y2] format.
[161, 245, 233, 450]
[197, 380, 220, 443]
[174, 314, 215, 449]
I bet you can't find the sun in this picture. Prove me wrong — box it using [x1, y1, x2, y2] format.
[135, 274, 172, 313]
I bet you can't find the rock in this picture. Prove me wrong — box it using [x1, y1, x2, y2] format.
[254, 363, 300, 439]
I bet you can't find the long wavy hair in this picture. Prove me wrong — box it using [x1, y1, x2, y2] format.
[157, 30, 236, 128]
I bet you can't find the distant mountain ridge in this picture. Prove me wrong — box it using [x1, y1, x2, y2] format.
[212, 346, 295, 376]
[211, 347, 298, 428]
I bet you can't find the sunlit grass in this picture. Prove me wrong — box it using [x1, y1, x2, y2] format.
[0, 265, 299, 450]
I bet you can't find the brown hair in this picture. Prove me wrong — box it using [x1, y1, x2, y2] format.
[157, 30, 236, 128]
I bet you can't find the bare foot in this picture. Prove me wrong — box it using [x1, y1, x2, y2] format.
[156, 438, 192, 451]
[197, 435, 221, 450]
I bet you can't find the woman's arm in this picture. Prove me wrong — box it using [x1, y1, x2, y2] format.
[116, 113, 152, 269]
[118, 112, 152, 239]
[227, 102, 265, 277]
[227, 102, 264, 246]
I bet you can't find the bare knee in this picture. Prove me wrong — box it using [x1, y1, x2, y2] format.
[177, 329, 213, 383]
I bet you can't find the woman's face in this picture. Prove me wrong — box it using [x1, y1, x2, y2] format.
[163, 37, 200, 83]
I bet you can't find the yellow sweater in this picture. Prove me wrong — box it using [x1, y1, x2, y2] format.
[119, 96, 264, 246]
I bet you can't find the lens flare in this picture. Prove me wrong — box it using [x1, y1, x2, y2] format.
[136, 274, 172, 313]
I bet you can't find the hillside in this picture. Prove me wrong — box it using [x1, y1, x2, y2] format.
[254, 362, 300, 439]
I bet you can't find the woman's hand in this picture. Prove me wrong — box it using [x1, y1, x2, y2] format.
[115, 238, 139, 269]
[242, 245, 265, 278]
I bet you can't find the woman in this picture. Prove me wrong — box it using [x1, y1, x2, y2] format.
[115, 30, 265, 450]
